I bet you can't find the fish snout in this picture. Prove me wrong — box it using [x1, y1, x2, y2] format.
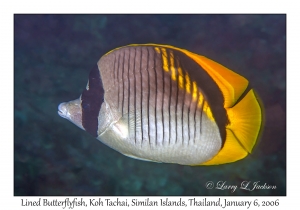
[58, 102, 68, 119]
[58, 98, 84, 130]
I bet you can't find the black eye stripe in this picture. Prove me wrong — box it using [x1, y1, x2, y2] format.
[81, 65, 104, 137]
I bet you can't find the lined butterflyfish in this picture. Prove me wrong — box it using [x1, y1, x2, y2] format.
[58, 44, 262, 165]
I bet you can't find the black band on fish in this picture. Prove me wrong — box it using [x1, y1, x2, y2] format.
[81, 65, 104, 137]
[170, 48, 228, 143]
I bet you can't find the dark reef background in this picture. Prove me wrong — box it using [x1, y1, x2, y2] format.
[14, 14, 286, 196]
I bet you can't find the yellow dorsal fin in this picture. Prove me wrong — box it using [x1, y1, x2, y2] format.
[226, 89, 262, 153]
[183, 53, 249, 108]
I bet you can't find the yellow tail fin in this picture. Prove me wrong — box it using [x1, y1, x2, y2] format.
[226, 89, 262, 153]
[200, 89, 262, 165]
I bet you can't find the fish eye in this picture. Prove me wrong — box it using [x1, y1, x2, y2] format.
[82, 103, 90, 110]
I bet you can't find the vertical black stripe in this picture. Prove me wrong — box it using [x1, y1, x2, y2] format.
[146, 48, 151, 145]
[121, 51, 125, 115]
[199, 98, 204, 134]
[180, 63, 185, 145]
[158, 49, 165, 145]
[133, 48, 137, 144]
[193, 87, 198, 144]
[187, 84, 192, 145]
[127, 49, 131, 137]
[181, 95, 185, 145]
[153, 48, 158, 146]
[117, 53, 120, 110]
[172, 51, 179, 144]
[113, 54, 116, 86]
[168, 52, 172, 145]
[139, 47, 144, 144]
[81, 65, 104, 137]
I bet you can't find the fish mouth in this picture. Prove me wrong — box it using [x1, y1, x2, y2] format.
[57, 110, 64, 117]
[57, 102, 68, 119]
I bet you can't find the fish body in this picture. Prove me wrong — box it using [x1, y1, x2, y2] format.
[58, 44, 262, 165]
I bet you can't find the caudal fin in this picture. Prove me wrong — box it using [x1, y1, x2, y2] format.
[200, 89, 262, 165]
[226, 89, 262, 153]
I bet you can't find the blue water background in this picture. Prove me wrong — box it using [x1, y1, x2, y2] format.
[14, 14, 286, 195]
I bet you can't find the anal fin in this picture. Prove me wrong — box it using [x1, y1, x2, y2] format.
[199, 129, 248, 165]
